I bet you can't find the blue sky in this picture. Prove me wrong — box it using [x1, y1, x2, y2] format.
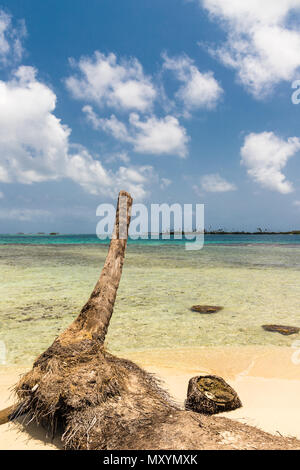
[1, 0, 300, 233]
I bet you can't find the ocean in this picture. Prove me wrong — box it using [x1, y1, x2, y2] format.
[1, 233, 300, 245]
[0, 234, 300, 365]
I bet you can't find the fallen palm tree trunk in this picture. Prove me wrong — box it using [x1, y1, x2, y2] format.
[2, 190, 299, 449]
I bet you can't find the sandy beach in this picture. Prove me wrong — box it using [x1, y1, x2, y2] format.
[1, 346, 299, 450]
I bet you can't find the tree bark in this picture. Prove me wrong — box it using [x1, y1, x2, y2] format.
[58, 190, 133, 346]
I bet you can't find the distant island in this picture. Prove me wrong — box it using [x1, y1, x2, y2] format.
[159, 229, 300, 236]
[204, 230, 300, 235]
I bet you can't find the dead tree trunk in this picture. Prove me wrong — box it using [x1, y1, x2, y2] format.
[58, 190, 133, 346]
[4, 190, 300, 450]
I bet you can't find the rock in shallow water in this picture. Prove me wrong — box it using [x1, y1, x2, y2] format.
[185, 375, 242, 415]
[262, 324, 300, 336]
[190, 305, 223, 314]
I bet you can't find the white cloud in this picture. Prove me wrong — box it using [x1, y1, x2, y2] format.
[0, 67, 153, 200]
[162, 53, 223, 110]
[0, 9, 26, 65]
[66, 51, 156, 112]
[104, 152, 130, 164]
[0, 66, 70, 185]
[200, 173, 237, 192]
[84, 106, 189, 158]
[114, 165, 155, 200]
[201, 0, 300, 98]
[293, 200, 300, 206]
[241, 132, 300, 193]
[160, 177, 172, 189]
[129, 113, 189, 157]
[84, 106, 129, 141]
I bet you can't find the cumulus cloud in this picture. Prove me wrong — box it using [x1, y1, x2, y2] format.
[0, 8, 26, 65]
[84, 106, 189, 158]
[160, 177, 172, 189]
[241, 132, 300, 193]
[0, 67, 153, 200]
[162, 53, 223, 110]
[200, 0, 300, 98]
[200, 173, 236, 192]
[66, 51, 156, 112]
[128, 113, 189, 157]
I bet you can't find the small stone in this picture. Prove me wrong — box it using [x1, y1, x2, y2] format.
[190, 305, 223, 314]
[262, 324, 300, 336]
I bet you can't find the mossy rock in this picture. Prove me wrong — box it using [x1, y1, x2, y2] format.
[185, 375, 242, 415]
[190, 305, 223, 314]
[262, 324, 300, 336]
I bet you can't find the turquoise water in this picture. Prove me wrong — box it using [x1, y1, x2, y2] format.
[0, 242, 300, 365]
[1, 233, 300, 245]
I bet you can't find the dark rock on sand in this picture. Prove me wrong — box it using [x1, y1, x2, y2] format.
[191, 305, 223, 314]
[262, 324, 300, 336]
[185, 375, 242, 415]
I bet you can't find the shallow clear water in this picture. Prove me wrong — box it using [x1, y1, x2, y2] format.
[0, 243, 300, 365]
[0, 234, 300, 247]
[1, 233, 300, 245]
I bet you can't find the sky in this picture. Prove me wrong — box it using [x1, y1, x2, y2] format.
[1, 0, 300, 233]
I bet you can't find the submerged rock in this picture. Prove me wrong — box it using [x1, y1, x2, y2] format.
[262, 324, 300, 336]
[185, 375, 242, 415]
[190, 305, 223, 314]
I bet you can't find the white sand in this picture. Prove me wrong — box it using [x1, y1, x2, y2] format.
[1, 346, 300, 449]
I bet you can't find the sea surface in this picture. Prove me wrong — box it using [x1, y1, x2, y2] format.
[0, 234, 300, 365]
[1, 233, 300, 245]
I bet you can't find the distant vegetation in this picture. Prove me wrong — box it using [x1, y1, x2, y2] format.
[203, 229, 300, 235]
[160, 228, 300, 235]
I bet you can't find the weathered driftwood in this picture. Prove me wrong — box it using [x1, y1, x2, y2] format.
[185, 375, 242, 415]
[1, 190, 300, 449]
